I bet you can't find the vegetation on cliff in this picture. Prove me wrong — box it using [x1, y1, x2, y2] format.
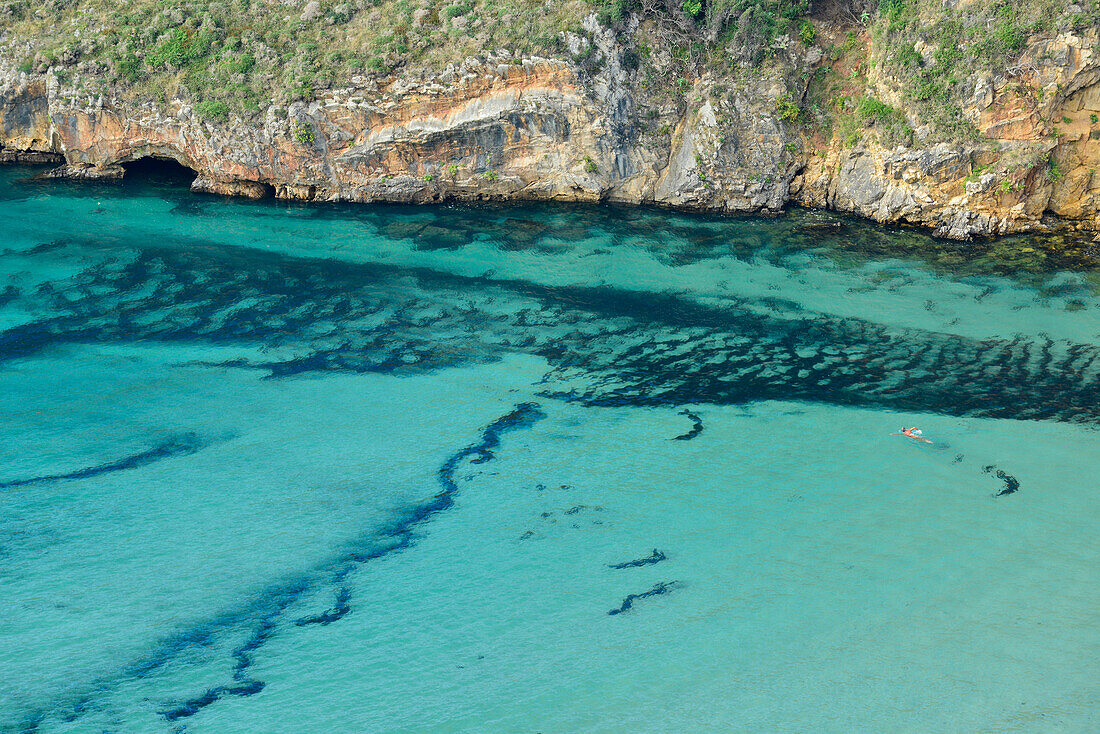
[2, 0, 594, 116]
[873, 0, 1100, 140]
[1, 0, 825, 119]
[2, 0, 1095, 142]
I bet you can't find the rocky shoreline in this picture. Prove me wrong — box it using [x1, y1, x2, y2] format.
[2, 20, 1099, 241]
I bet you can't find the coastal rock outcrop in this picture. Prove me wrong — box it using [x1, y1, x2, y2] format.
[794, 29, 1100, 238]
[2, 21, 1099, 239]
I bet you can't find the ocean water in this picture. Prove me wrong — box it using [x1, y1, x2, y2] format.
[0, 163, 1097, 733]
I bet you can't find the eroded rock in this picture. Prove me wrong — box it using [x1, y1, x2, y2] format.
[0, 26, 1098, 240]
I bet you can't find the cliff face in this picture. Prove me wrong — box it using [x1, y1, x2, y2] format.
[2, 16, 1099, 239]
[797, 28, 1100, 239]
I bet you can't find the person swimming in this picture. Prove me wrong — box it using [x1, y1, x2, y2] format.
[894, 426, 932, 443]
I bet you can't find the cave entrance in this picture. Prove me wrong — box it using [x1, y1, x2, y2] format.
[121, 156, 198, 188]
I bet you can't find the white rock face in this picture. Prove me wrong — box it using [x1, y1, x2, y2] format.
[300, 1, 321, 21]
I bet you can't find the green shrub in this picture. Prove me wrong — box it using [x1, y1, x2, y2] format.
[294, 123, 316, 145]
[893, 44, 921, 69]
[1047, 156, 1062, 182]
[147, 28, 215, 69]
[682, 0, 703, 19]
[879, 0, 906, 23]
[1091, 113, 1100, 124]
[986, 5, 1028, 57]
[444, 2, 473, 19]
[197, 100, 230, 122]
[596, 0, 626, 25]
[291, 79, 315, 99]
[856, 96, 899, 123]
[798, 19, 815, 46]
[584, 155, 599, 173]
[775, 93, 800, 122]
[855, 96, 915, 146]
[235, 54, 256, 74]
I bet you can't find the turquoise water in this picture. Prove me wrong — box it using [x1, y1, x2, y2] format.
[1, 163, 1098, 732]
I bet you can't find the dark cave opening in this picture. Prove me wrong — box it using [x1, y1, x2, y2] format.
[121, 156, 198, 187]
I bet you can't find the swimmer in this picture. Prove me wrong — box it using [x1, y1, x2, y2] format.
[892, 426, 933, 444]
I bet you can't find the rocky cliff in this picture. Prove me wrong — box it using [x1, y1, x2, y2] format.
[2, 6, 1099, 240]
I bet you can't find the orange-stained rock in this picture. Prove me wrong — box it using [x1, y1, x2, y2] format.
[2, 27, 1100, 239]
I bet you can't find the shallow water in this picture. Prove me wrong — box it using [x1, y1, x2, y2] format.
[1, 164, 1097, 732]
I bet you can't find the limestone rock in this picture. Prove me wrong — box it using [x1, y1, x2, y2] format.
[191, 177, 270, 199]
[39, 163, 125, 180]
[0, 148, 63, 164]
[300, 1, 321, 21]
